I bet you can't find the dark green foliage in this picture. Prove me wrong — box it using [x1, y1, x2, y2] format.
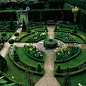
[14, 32, 19, 36]
[44, 38, 58, 49]
[0, 11, 17, 21]
[48, 0, 64, 9]
[9, 17, 16, 30]
[22, 18, 27, 31]
[28, 9, 73, 22]
[25, 68, 34, 86]
[8, 39, 15, 44]
[12, 2, 17, 9]
[27, 26, 30, 33]
[55, 24, 57, 30]
[45, 25, 47, 30]
[0, 55, 7, 72]
[14, 53, 19, 62]
[1, 32, 7, 37]
[22, 2, 45, 10]
[62, 68, 72, 86]
[56, 65, 62, 73]
[37, 64, 42, 72]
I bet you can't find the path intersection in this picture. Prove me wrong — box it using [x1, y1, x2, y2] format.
[0, 26, 86, 86]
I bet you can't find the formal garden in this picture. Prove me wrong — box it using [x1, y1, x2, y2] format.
[0, 0, 86, 86]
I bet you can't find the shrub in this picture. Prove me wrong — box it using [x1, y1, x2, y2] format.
[9, 17, 16, 30]
[56, 65, 62, 73]
[44, 38, 58, 49]
[1, 32, 7, 36]
[22, 18, 27, 31]
[14, 32, 19, 36]
[37, 64, 42, 72]
[14, 55, 19, 62]
[55, 24, 57, 30]
[8, 39, 15, 44]
[45, 25, 47, 30]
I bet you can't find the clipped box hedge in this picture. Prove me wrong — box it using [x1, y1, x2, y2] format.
[8, 46, 44, 75]
[44, 38, 58, 49]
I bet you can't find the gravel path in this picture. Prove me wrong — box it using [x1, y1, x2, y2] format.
[35, 26, 61, 86]
[1, 25, 86, 86]
[0, 28, 22, 57]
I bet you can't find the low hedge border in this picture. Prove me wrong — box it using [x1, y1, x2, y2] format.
[54, 36, 78, 43]
[55, 47, 81, 63]
[72, 33, 86, 44]
[23, 48, 45, 62]
[8, 46, 44, 75]
[54, 28, 86, 44]
[54, 60, 86, 77]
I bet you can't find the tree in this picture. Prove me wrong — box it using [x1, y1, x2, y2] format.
[62, 67, 72, 86]
[25, 68, 34, 86]
[22, 18, 27, 31]
[9, 17, 16, 30]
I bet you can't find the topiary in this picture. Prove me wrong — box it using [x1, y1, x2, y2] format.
[55, 24, 57, 30]
[56, 65, 62, 73]
[1, 32, 7, 37]
[37, 64, 42, 72]
[44, 38, 57, 49]
[14, 32, 19, 36]
[45, 25, 47, 30]
[8, 39, 15, 44]
[22, 18, 27, 31]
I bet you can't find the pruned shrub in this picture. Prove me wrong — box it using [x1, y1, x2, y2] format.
[37, 64, 42, 72]
[44, 38, 58, 49]
[1, 32, 7, 36]
[56, 65, 62, 73]
[8, 39, 15, 44]
[14, 32, 19, 36]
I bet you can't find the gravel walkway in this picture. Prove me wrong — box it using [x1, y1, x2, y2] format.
[0, 28, 22, 57]
[35, 26, 61, 86]
[1, 26, 86, 86]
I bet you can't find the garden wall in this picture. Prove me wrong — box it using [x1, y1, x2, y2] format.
[28, 9, 73, 22]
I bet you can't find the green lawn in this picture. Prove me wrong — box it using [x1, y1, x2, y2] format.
[56, 71, 86, 86]
[17, 47, 44, 68]
[20, 14, 26, 21]
[5, 53, 42, 86]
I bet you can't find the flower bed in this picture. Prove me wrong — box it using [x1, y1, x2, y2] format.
[26, 32, 47, 42]
[44, 38, 58, 49]
[24, 45, 45, 62]
[9, 45, 44, 75]
[15, 33, 29, 42]
[54, 32, 77, 43]
[55, 45, 81, 62]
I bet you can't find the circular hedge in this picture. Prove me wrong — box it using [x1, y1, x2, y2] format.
[1, 32, 7, 36]
[14, 32, 19, 36]
[44, 38, 58, 49]
[9, 39, 15, 44]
